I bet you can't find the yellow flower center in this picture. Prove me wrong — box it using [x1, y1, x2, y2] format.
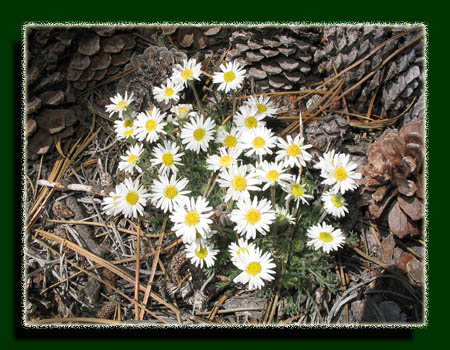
[334, 167, 348, 181]
[256, 103, 267, 114]
[224, 71, 236, 82]
[244, 116, 257, 129]
[123, 119, 133, 128]
[266, 170, 280, 182]
[164, 87, 174, 97]
[219, 155, 234, 167]
[182, 68, 194, 80]
[231, 175, 247, 191]
[318, 231, 333, 243]
[163, 185, 178, 199]
[145, 119, 158, 132]
[127, 154, 138, 164]
[123, 128, 134, 137]
[252, 136, 266, 149]
[185, 210, 200, 227]
[195, 246, 208, 259]
[193, 128, 206, 141]
[245, 261, 262, 276]
[125, 191, 139, 205]
[287, 144, 301, 156]
[236, 247, 249, 255]
[331, 195, 342, 208]
[290, 184, 304, 197]
[178, 107, 187, 116]
[162, 152, 174, 166]
[224, 135, 237, 148]
[245, 209, 261, 225]
[117, 100, 128, 110]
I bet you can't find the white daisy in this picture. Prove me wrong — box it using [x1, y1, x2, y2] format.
[212, 60, 246, 93]
[172, 58, 202, 87]
[255, 160, 293, 191]
[281, 177, 314, 208]
[230, 196, 276, 240]
[274, 205, 296, 225]
[150, 174, 190, 213]
[105, 91, 134, 118]
[134, 108, 167, 143]
[170, 196, 214, 244]
[228, 238, 256, 264]
[245, 95, 278, 118]
[117, 178, 150, 219]
[185, 241, 218, 268]
[241, 126, 277, 158]
[118, 143, 144, 175]
[180, 114, 216, 153]
[233, 246, 276, 290]
[217, 165, 261, 203]
[322, 191, 349, 218]
[102, 183, 126, 216]
[169, 103, 194, 125]
[216, 126, 243, 150]
[150, 141, 184, 175]
[233, 105, 266, 132]
[276, 134, 312, 168]
[314, 149, 337, 177]
[153, 79, 182, 105]
[206, 147, 242, 172]
[321, 153, 362, 194]
[114, 118, 136, 140]
[306, 222, 346, 254]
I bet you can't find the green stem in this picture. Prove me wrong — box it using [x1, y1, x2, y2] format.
[271, 184, 276, 209]
[189, 81, 204, 116]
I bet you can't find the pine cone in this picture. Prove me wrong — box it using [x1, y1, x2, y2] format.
[228, 26, 322, 92]
[304, 113, 349, 152]
[116, 44, 187, 112]
[360, 120, 424, 238]
[314, 26, 425, 120]
[162, 26, 231, 52]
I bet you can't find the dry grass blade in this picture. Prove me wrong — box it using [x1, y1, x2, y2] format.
[34, 228, 180, 317]
[134, 218, 141, 320]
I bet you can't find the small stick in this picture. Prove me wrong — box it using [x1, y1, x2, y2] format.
[134, 218, 141, 320]
[36, 179, 108, 197]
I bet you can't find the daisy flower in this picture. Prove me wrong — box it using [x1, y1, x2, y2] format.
[244, 95, 278, 118]
[230, 196, 276, 240]
[314, 149, 337, 177]
[170, 196, 214, 244]
[281, 177, 314, 208]
[274, 205, 296, 225]
[255, 160, 293, 191]
[134, 108, 167, 143]
[117, 178, 150, 219]
[206, 147, 242, 172]
[275, 134, 312, 168]
[118, 143, 144, 175]
[233, 105, 265, 132]
[151, 141, 184, 175]
[185, 241, 218, 268]
[212, 60, 246, 93]
[102, 183, 126, 216]
[105, 91, 134, 118]
[153, 79, 182, 105]
[169, 103, 194, 125]
[149, 174, 190, 213]
[233, 246, 276, 290]
[114, 118, 136, 140]
[322, 191, 349, 218]
[172, 58, 202, 87]
[241, 126, 277, 158]
[216, 127, 243, 150]
[321, 153, 361, 194]
[228, 238, 256, 264]
[306, 222, 346, 254]
[180, 114, 216, 153]
[217, 165, 261, 202]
